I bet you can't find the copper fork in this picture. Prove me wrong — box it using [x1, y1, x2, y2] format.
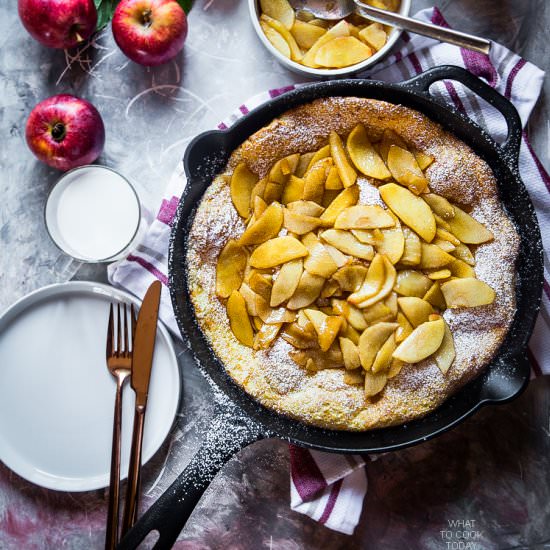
[105, 303, 136, 550]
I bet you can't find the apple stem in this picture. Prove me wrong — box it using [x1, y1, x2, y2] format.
[51, 122, 66, 142]
[141, 9, 153, 28]
[74, 31, 84, 43]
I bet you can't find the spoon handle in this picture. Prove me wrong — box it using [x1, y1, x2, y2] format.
[354, 1, 491, 55]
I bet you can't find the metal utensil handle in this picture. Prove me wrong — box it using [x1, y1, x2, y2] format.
[105, 376, 127, 550]
[354, 0, 491, 55]
[117, 413, 264, 550]
[121, 408, 146, 535]
[402, 65, 523, 167]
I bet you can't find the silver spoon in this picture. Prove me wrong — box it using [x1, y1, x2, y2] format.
[289, 0, 491, 55]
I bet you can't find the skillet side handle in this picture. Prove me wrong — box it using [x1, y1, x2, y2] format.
[402, 65, 523, 169]
[117, 413, 264, 550]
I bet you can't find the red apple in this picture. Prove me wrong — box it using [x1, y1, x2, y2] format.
[18, 0, 97, 49]
[112, 0, 187, 66]
[26, 95, 105, 171]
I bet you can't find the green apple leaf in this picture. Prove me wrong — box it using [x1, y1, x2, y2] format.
[94, 0, 192, 31]
[176, 0, 193, 13]
[94, 0, 117, 31]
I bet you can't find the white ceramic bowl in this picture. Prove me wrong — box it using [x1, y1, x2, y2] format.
[249, 0, 412, 78]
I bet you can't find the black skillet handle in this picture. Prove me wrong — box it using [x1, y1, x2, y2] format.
[402, 65, 523, 170]
[117, 412, 264, 550]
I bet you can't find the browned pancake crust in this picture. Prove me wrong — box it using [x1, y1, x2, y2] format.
[186, 97, 519, 431]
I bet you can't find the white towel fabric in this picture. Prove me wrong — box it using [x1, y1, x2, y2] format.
[108, 7, 549, 535]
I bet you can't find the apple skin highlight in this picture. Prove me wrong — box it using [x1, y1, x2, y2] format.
[18, 0, 97, 49]
[112, 0, 188, 66]
[26, 95, 106, 171]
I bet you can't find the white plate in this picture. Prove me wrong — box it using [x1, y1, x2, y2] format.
[0, 282, 180, 492]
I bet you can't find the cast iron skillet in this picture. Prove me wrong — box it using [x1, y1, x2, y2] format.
[119, 66, 543, 549]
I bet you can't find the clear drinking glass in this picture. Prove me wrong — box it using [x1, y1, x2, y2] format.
[45, 165, 144, 263]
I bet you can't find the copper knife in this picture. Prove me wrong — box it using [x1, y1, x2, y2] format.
[121, 280, 162, 535]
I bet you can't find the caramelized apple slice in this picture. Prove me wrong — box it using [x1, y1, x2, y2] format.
[434, 321, 455, 374]
[253, 195, 267, 219]
[261, 22, 291, 58]
[239, 282, 259, 316]
[452, 243, 476, 266]
[314, 36, 372, 68]
[239, 202, 284, 245]
[329, 131, 357, 188]
[283, 209, 322, 235]
[448, 205, 493, 244]
[346, 124, 391, 180]
[348, 253, 385, 303]
[263, 182, 283, 204]
[249, 236, 308, 268]
[253, 323, 283, 350]
[422, 193, 455, 220]
[303, 157, 331, 203]
[261, 15, 302, 61]
[358, 23, 387, 51]
[427, 269, 452, 280]
[387, 145, 428, 194]
[419, 243, 455, 269]
[397, 297, 433, 327]
[343, 370, 364, 385]
[286, 271, 325, 309]
[395, 311, 413, 342]
[260, 0, 295, 29]
[304, 309, 343, 351]
[303, 236, 339, 278]
[282, 175, 305, 204]
[250, 179, 267, 209]
[216, 239, 247, 298]
[291, 19, 326, 49]
[448, 258, 476, 278]
[436, 227, 461, 246]
[441, 278, 495, 307]
[302, 20, 350, 67]
[380, 183, 436, 242]
[324, 244, 349, 267]
[306, 145, 331, 170]
[379, 128, 408, 162]
[400, 227, 421, 266]
[287, 200, 324, 217]
[325, 165, 343, 190]
[374, 228, 403, 267]
[332, 299, 367, 331]
[231, 162, 258, 218]
[355, 256, 396, 308]
[295, 152, 315, 178]
[394, 270, 432, 297]
[270, 259, 303, 306]
[320, 229, 374, 260]
[320, 185, 360, 224]
[332, 265, 367, 292]
[393, 318, 445, 363]
[372, 333, 396, 373]
[364, 371, 388, 398]
[269, 154, 300, 184]
[359, 322, 398, 371]
[227, 290, 254, 347]
[248, 271, 272, 302]
[423, 282, 446, 310]
[334, 205, 395, 230]
[363, 301, 393, 324]
[351, 229, 375, 244]
[387, 358, 405, 379]
[282, 321, 317, 349]
[339, 337, 361, 370]
[414, 150, 435, 171]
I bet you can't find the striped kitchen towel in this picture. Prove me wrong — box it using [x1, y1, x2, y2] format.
[108, 7, 549, 536]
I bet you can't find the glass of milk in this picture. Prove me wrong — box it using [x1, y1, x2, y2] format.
[45, 165, 143, 262]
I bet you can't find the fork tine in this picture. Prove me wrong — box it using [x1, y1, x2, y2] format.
[123, 304, 129, 357]
[130, 304, 137, 352]
[117, 303, 122, 357]
[106, 303, 114, 359]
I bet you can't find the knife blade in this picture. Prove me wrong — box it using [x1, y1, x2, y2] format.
[122, 280, 162, 534]
[131, 280, 162, 408]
